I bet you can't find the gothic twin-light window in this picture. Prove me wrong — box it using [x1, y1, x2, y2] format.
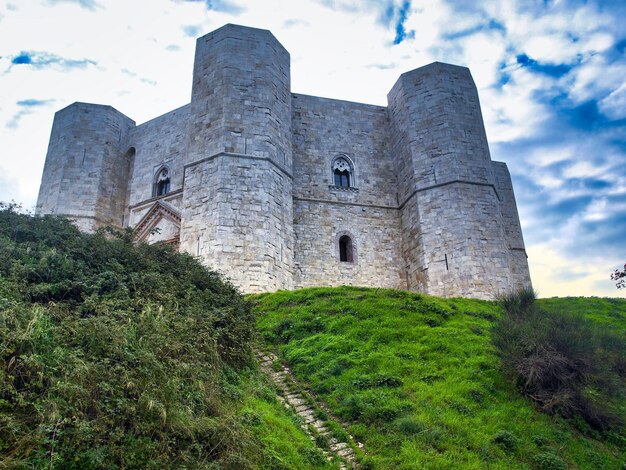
[332, 156, 354, 189]
[154, 167, 170, 197]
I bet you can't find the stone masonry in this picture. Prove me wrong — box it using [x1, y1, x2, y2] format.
[36, 23, 532, 299]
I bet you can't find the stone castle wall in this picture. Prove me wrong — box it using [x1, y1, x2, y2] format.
[36, 103, 135, 231]
[36, 23, 531, 299]
[291, 93, 406, 289]
[128, 105, 190, 209]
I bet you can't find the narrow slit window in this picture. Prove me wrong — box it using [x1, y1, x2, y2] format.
[339, 235, 353, 262]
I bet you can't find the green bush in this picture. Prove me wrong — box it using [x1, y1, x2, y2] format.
[533, 451, 568, 470]
[492, 430, 518, 453]
[0, 205, 258, 467]
[395, 417, 424, 435]
[492, 288, 625, 432]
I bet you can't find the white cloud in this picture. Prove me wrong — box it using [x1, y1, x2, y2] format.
[524, 34, 580, 64]
[483, 67, 551, 143]
[599, 82, 626, 120]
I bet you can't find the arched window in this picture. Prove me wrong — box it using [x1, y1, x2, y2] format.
[338, 235, 354, 262]
[154, 167, 170, 197]
[331, 156, 354, 189]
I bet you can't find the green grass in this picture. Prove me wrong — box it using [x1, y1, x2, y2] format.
[538, 296, 626, 330]
[231, 371, 338, 469]
[254, 286, 626, 469]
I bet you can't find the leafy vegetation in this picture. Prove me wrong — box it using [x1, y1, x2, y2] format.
[0, 204, 332, 469]
[494, 288, 625, 433]
[254, 286, 626, 469]
[611, 262, 626, 289]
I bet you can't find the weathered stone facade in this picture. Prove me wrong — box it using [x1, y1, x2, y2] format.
[36, 23, 531, 299]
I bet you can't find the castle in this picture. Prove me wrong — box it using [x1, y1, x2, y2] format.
[36, 24, 531, 299]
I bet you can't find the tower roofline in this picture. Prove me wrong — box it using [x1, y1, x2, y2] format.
[196, 23, 290, 58]
[55, 101, 135, 125]
[387, 61, 474, 103]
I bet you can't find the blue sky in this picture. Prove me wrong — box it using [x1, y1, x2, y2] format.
[0, 0, 624, 297]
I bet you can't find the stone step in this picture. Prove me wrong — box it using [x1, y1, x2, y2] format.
[254, 348, 363, 468]
[298, 409, 315, 419]
[331, 442, 348, 451]
[311, 419, 326, 429]
[287, 397, 307, 407]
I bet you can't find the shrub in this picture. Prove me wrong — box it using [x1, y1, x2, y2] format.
[0, 206, 257, 468]
[301, 447, 327, 466]
[341, 395, 363, 420]
[314, 432, 330, 449]
[533, 451, 567, 470]
[396, 417, 424, 435]
[492, 288, 625, 432]
[468, 324, 484, 336]
[492, 430, 518, 453]
[531, 434, 549, 448]
[353, 374, 402, 389]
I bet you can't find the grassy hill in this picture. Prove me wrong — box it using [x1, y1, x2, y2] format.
[0, 205, 332, 469]
[2, 203, 624, 468]
[254, 287, 625, 469]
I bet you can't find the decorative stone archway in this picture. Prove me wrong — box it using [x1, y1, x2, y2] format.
[133, 200, 181, 247]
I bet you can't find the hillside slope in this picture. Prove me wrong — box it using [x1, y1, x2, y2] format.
[254, 287, 625, 469]
[0, 205, 332, 469]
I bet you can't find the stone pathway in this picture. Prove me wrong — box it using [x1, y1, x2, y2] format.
[256, 350, 363, 469]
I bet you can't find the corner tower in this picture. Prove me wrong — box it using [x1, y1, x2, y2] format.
[179, 24, 294, 292]
[388, 63, 530, 298]
[36, 103, 135, 231]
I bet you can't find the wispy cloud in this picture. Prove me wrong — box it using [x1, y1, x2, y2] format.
[6, 99, 55, 129]
[367, 62, 396, 70]
[283, 19, 309, 28]
[9, 51, 96, 71]
[182, 25, 201, 37]
[46, 0, 101, 11]
[317, 0, 415, 44]
[392, 0, 413, 45]
[16, 99, 54, 107]
[516, 53, 574, 79]
[443, 19, 505, 40]
[181, 0, 244, 14]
